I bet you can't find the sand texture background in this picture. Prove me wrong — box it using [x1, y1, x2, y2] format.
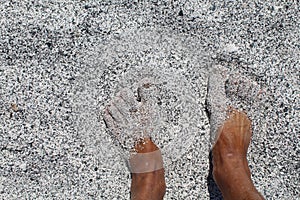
[0, 0, 299, 199]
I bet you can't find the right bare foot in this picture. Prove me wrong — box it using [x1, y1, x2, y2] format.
[212, 109, 252, 178]
[212, 109, 264, 200]
[207, 65, 264, 199]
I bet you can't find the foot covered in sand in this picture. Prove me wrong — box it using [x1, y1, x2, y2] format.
[103, 77, 160, 151]
[207, 65, 264, 199]
[212, 109, 264, 200]
[206, 65, 266, 148]
[103, 78, 166, 200]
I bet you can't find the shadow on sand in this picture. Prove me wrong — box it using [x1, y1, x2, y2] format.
[207, 151, 223, 200]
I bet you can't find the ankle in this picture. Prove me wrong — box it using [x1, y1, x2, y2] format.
[213, 150, 248, 171]
[130, 138, 166, 200]
[213, 157, 247, 183]
[213, 161, 263, 200]
[131, 169, 166, 200]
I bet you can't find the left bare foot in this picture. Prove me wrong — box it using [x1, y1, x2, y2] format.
[103, 78, 165, 200]
[130, 138, 166, 200]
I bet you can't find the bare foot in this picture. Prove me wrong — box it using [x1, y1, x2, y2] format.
[103, 78, 160, 150]
[212, 109, 251, 181]
[212, 109, 264, 200]
[130, 138, 166, 200]
[103, 78, 165, 200]
[207, 65, 264, 199]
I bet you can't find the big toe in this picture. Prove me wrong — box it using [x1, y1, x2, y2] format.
[137, 77, 158, 103]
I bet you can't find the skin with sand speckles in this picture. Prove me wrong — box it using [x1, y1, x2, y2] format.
[128, 110, 264, 200]
[130, 138, 166, 200]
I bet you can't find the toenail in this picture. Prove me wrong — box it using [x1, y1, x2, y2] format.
[129, 107, 138, 112]
[143, 83, 151, 88]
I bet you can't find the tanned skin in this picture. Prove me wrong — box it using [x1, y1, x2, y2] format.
[130, 138, 166, 200]
[212, 109, 264, 200]
[130, 110, 264, 200]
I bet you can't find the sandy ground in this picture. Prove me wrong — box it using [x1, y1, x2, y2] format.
[0, 1, 299, 199]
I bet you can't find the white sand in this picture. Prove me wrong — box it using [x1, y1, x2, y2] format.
[0, 1, 299, 199]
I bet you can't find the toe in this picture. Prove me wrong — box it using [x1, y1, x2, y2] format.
[106, 104, 125, 124]
[137, 77, 158, 104]
[112, 96, 131, 120]
[103, 108, 115, 130]
[118, 88, 139, 108]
